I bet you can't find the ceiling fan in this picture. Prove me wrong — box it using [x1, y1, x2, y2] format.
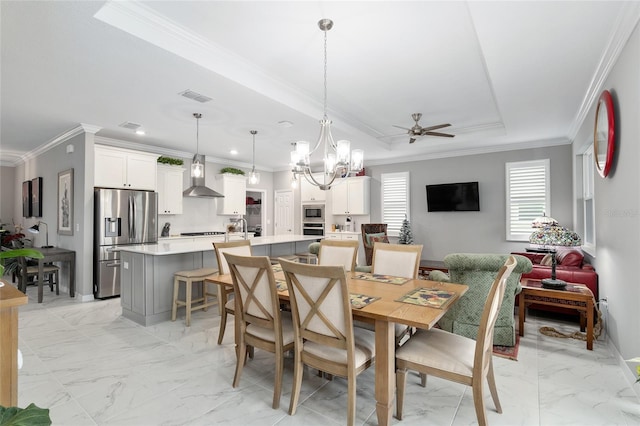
[392, 113, 454, 143]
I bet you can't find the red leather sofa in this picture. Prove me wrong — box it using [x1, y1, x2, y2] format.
[511, 249, 598, 315]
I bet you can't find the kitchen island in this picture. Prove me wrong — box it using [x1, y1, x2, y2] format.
[118, 235, 319, 326]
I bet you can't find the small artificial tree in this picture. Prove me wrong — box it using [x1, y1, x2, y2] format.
[398, 216, 414, 245]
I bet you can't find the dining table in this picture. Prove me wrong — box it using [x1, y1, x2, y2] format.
[207, 267, 468, 425]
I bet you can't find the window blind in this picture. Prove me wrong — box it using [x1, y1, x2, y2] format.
[505, 159, 550, 241]
[381, 172, 409, 237]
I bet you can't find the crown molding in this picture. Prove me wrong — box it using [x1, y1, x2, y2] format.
[363, 136, 570, 167]
[568, 2, 640, 140]
[17, 123, 102, 164]
[95, 136, 273, 173]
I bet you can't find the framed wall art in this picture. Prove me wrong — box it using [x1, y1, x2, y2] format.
[22, 180, 32, 217]
[31, 177, 43, 217]
[57, 168, 74, 235]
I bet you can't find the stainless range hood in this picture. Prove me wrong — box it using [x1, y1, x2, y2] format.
[182, 154, 224, 198]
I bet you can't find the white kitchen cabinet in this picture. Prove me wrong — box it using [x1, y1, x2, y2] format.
[331, 176, 370, 215]
[214, 174, 246, 215]
[95, 145, 158, 190]
[157, 165, 185, 215]
[300, 174, 327, 202]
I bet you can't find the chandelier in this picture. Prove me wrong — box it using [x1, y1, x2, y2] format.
[248, 130, 260, 185]
[290, 18, 363, 190]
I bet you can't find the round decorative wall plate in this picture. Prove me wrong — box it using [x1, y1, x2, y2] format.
[593, 90, 615, 178]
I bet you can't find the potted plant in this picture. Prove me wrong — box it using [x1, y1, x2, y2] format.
[0, 403, 51, 425]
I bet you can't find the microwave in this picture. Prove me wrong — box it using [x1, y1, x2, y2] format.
[303, 205, 324, 220]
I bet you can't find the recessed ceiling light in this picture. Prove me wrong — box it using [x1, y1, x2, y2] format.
[135, 129, 146, 135]
[230, 149, 238, 155]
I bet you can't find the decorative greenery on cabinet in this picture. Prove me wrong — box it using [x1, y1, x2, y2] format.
[157, 156, 184, 166]
[220, 167, 245, 176]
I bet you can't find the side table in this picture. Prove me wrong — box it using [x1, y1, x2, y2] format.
[518, 278, 595, 350]
[0, 281, 28, 407]
[418, 260, 447, 277]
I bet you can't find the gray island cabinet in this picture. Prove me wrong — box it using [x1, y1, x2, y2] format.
[118, 235, 318, 326]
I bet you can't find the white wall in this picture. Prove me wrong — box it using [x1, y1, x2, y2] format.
[0, 166, 16, 225]
[8, 131, 94, 299]
[573, 22, 640, 368]
[363, 145, 573, 260]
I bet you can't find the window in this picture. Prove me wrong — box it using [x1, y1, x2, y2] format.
[505, 159, 550, 241]
[582, 145, 596, 250]
[381, 172, 410, 237]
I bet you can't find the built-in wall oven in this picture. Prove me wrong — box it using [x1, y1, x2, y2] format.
[303, 222, 325, 236]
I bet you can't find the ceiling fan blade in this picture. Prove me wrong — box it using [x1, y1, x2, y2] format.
[424, 131, 455, 138]
[392, 125, 411, 131]
[421, 123, 451, 132]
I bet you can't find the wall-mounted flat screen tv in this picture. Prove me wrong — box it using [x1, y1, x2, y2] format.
[426, 181, 480, 212]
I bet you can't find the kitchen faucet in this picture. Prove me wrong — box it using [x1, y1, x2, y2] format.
[239, 217, 248, 240]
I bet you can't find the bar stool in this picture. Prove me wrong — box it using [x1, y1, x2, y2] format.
[171, 267, 219, 326]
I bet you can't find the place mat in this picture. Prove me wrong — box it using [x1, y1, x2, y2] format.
[349, 293, 380, 309]
[271, 264, 283, 273]
[275, 279, 287, 292]
[352, 273, 409, 285]
[396, 287, 457, 309]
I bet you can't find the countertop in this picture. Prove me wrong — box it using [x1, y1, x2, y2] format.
[158, 232, 254, 241]
[119, 234, 320, 256]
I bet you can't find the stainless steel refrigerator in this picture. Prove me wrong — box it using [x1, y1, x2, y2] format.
[94, 188, 158, 298]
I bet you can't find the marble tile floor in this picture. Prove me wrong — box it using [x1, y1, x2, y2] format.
[14, 284, 640, 426]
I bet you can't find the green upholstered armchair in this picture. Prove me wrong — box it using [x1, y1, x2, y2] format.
[428, 253, 533, 346]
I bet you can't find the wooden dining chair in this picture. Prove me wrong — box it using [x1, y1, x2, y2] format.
[213, 240, 252, 345]
[361, 242, 424, 346]
[395, 256, 518, 426]
[317, 239, 359, 272]
[223, 252, 295, 409]
[371, 242, 423, 279]
[279, 259, 375, 426]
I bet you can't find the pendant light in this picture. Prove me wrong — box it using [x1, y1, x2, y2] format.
[191, 113, 204, 178]
[248, 130, 260, 185]
[289, 18, 364, 190]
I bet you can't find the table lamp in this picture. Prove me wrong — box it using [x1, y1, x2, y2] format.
[28, 221, 53, 248]
[529, 224, 581, 289]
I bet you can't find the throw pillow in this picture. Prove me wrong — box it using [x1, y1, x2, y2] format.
[370, 235, 390, 245]
[365, 232, 386, 246]
[540, 254, 553, 266]
[556, 249, 583, 267]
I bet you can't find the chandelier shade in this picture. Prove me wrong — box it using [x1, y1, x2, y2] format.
[290, 18, 363, 190]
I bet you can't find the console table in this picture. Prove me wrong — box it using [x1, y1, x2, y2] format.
[518, 278, 595, 350]
[0, 280, 28, 406]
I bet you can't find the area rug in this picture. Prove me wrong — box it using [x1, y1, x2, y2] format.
[492, 335, 520, 361]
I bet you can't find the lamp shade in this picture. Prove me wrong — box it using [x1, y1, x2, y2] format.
[529, 226, 581, 247]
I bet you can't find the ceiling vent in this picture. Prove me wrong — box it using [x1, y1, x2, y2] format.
[179, 90, 213, 103]
[119, 121, 142, 130]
